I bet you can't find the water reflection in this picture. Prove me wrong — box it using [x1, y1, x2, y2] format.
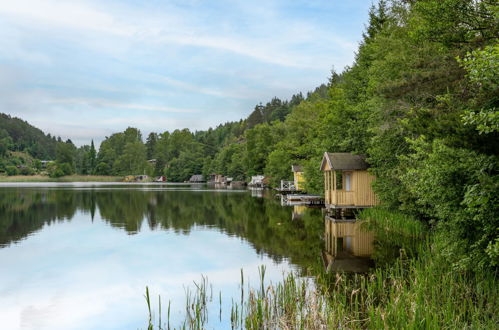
[323, 218, 375, 273]
[0, 185, 323, 270]
[292, 205, 307, 220]
[0, 184, 326, 330]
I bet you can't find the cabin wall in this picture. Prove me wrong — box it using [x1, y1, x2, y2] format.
[294, 172, 305, 191]
[352, 171, 377, 206]
[323, 170, 377, 207]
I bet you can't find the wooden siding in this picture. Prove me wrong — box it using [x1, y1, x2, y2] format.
[323, 170, 378, 207]
[294, 172, 305, 191]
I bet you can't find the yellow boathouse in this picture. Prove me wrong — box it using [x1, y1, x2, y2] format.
[320, 152, 378, 209]
[291, 165, 305, 191]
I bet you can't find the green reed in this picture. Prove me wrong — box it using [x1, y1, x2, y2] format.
[146, 255, 497, 329]
[358, 207, 426, 239]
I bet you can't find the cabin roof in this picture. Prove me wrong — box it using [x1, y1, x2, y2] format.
[320, 152, 369, 171]
[291, 165, 303, 172]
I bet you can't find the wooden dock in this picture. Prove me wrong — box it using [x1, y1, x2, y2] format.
[281, 194, 324, 206]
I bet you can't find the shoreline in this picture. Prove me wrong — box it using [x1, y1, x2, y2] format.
[0, 175, 124, 183]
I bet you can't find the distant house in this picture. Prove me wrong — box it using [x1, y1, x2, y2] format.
[249, 175, 265, 187]
[136, 175, 149, 181]
[291, 165, 305, 191]
[214, 174, 225, 184]
[320, 152, 378, 209]
[148, 159, 157, 165]
[189, 174, 205, 183]
[40, 160, 52, 168]
[123, 175, 149, 182]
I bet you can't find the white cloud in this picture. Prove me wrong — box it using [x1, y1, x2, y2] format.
[43, 97, 199, 114]
[0, 0, 354, 69]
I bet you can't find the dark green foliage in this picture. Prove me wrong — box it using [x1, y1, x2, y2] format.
[95, 162, 111, 175]
[145, 133, 157, 160]
[399, 138, 498, 271]
[89, 140, 97, 173]
[0, 113, 57, 159]
[5, 166, 18, 176]
[55, 140, 76, 175]
[96, 127, 148, 176]
[246, 94, 303, 129]
[48, 166, 64, 178]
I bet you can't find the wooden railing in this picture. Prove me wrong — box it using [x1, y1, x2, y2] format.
[280, 180, 296, 191]
[326, 190, 355, 206]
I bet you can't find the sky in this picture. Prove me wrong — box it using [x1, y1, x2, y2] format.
[0, 0, 372, 146]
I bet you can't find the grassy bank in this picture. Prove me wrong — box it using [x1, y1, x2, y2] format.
[145, 209, 498, 329]
[0, 175, 123, 182]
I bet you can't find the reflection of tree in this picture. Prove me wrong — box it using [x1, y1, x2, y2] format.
[0, 189, 79, 246]
[0, 188, 323, 271]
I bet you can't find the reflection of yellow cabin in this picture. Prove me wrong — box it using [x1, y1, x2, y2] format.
[292, 205, 307, 220]
[324, 220, 374, 258]
[291, 165, 305, 191]
[320, 152, 378, 209]
[324, 219, 374, 272]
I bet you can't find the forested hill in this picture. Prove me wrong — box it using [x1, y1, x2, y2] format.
[0, 113, 58, 160]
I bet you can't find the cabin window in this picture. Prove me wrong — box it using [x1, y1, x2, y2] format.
[335, 172, 343, 190]
[345, 237, 352, 251]
[345, 173, 351, 191]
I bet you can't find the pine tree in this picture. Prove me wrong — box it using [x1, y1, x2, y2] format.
[89, 140, 97, 174]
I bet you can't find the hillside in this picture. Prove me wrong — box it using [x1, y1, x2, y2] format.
[0, 113, 58, 160]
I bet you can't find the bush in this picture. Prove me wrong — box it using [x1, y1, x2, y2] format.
[49, 167, 64, 178]
[400, 138, 499, 271]
[59, 162, 73, 175]
[33, 160, 42, 171]
[19, 166, 34, 175]
[5, 166, 18, 176]
[95, 162, 110, 175]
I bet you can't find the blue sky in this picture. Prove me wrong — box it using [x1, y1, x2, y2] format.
[0, 0, 372, 146]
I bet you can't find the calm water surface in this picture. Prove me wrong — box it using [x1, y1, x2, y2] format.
[0, 183, 323, 329]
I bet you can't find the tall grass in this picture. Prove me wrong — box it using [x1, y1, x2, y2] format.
[145, 209, 498, 329]
[358, 207, 426, 239]
[145, 256, 497, 329]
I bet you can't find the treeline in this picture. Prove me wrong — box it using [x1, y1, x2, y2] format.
[0, 113, 56, 174]
[87, 91, 309, 181]
[0, 113, 100, 177]
[0, 113, 58, 160]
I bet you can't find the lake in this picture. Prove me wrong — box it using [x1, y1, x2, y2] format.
[0, 183, 324, 329]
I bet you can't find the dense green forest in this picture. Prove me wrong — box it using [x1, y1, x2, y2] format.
[1, 0, 497, 272]
[0, 113, 97, 177]
[0, 113, 58, 160]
